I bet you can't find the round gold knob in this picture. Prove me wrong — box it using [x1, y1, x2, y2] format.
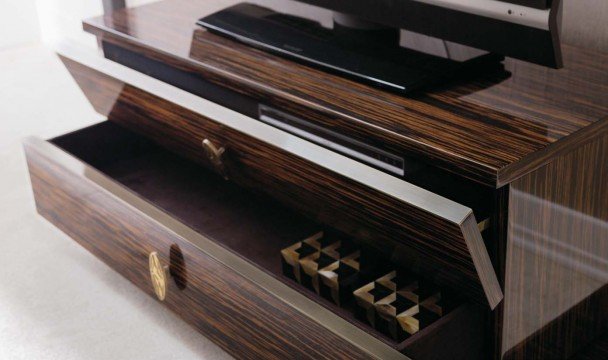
[149, 252, 169, 301]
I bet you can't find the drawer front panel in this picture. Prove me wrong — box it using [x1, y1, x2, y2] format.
[24, 138, 378, 360]
[58, 45, 502, 309]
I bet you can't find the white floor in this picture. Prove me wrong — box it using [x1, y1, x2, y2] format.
[0, 44, 232, 360]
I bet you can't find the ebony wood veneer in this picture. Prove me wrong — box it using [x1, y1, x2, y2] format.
[82, 0, 608, 188]
[24, 130, 375, 360]
[502, 130, 608, 359]
[58, 52, 502, 309]
[24, 121, 488, 360]
[573, 331, 608, 360]
[25, 0, 607, 359]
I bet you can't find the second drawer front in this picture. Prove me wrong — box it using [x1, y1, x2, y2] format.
[24, 138, 376, 360]
[59, 50, 502, 309]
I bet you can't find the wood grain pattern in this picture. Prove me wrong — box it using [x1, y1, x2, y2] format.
[82, 0, 608, 187]
[60, 54, 502, 309]
[64, 1, 608, 357]
[502, 131, 608, 359]
[400, 304, 485, 360]
[96, 38, 495, 218]
[503, 285, 608, 360]
[48, 121, 411, 353]
[23, 137, 377, 360]
[488, 187, 510, 360]
[572, 330, 608, 360]
[24, 124, 496, 360]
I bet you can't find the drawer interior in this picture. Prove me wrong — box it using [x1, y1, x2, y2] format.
[51, 121, 485, 358]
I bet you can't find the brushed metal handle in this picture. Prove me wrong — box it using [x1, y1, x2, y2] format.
[149, 251, 169, 301]
[202, 138, 228, 179]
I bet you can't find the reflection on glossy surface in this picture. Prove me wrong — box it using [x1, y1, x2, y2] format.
[82, 0, 608, 188]
[462, 47, 608, 140]
[58, 43, 504, 309]
[26, 133, 409, 360]
[73, 1, 608, 357]
[504, 133, 608, 359]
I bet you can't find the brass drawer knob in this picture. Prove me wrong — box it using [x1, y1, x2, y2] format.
[149, 251, 169, 301]
[202, 138, 228, 179]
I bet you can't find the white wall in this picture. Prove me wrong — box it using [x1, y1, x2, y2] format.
[35, 0, 159, 49]
[127, 0, 159, 7]
[36, 0, 103, 49]
[0, 0, 40, 49]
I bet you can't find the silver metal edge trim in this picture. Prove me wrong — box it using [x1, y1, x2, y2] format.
[412, 0, 551, 30]
[55, 41, 472, 224]
[26, 136, 409, 360]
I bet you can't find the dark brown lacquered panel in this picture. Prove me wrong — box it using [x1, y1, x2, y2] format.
[59, 54, 502, 309]
[503, 131, 608, 359]
[23, 136, 382, 360]
[572, 331, 608, 360]
[83, 0, 608, 187]
[46, 121, 489, 360]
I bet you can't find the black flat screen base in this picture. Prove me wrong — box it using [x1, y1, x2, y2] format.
[197, 3, 502, 94]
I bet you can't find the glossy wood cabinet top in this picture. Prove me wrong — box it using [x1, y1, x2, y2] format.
[83, 0, 608, 187]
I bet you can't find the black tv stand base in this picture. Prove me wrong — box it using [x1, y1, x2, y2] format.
[197, 2, 503, 95]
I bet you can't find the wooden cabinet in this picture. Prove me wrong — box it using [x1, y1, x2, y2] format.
[25, 121, 486, 359]
[24, 0, 607, 359]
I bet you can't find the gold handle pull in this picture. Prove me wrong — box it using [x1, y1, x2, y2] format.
[202, 138, 228, 179]
[149, 252, 169, 301]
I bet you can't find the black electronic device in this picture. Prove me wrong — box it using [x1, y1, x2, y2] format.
[198, 3, 504, 94]
[197, 1, 562, 94]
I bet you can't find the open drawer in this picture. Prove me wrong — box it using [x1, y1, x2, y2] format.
[25, 121, 486, 359]
[56, 44, 502, 310]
